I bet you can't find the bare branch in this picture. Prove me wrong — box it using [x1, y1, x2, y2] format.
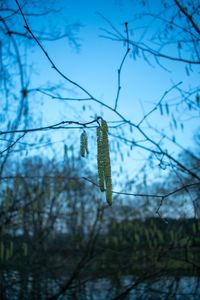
[114, 22, 130, 110]
[15, 0, 94, 99]
[174, 0, 200, 36]
[0, 118, 99, 135]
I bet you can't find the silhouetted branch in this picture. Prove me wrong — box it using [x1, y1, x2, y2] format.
[114, 22, 130, 110]
[0, 118, 99, 135]
[137, 81, 182, 126]
[15, 0, 94, 99]
[83, 176, 200, 200]
[174, 0, 200, 35]
[0, 133, 26, 155]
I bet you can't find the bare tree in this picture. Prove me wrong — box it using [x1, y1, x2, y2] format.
[0, 0, 200, 299]
[0, 0, 81, 175]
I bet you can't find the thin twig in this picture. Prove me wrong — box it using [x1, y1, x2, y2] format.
[0, 133, 26, 155]
[114, 22, 130, 111]
[137, 81, 182, 127]
[174, 0, 200, 36]
[82, 176, 200, 199]
[0, 119, 99, 135]
[15, 0, 94, 99]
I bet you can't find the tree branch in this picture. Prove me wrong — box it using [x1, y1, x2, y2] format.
[174, 0, 200, 36]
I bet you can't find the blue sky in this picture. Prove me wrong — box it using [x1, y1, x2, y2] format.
[10, 0, 200, 190]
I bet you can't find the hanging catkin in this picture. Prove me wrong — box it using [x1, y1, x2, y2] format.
[102, 120, 112, 206]
[80, 130, 88, 157]
[97, 126, 105, 192]
[97, 119, 112, 206]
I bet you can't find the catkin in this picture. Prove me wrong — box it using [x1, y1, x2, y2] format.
[80, 130, 88, 157]
[0, 242, 4, 260]
[97, 119, 112, 205]
[97, 126, 105, 192]
[23, 242, 28, 256]
[102, 120, 112, 206]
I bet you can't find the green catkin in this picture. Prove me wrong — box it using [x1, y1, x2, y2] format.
[80, 130, 88, 157]
[0, 242, 4, 260]
[6, 247, 10, 261]
[80, 131, 85, 157]
[101, 120, 112, 206]
[96, 119, 112, 205]
[97, 126, 105, 192]
[23, 242, 28, 256]
[9, 241, 14, 258]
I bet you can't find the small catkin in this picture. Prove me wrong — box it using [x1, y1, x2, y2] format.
[80, 130, 88, 157]
[23, 242, 28, 256]
[9, 241, 14, 258]
[0, 242, 4, 260]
